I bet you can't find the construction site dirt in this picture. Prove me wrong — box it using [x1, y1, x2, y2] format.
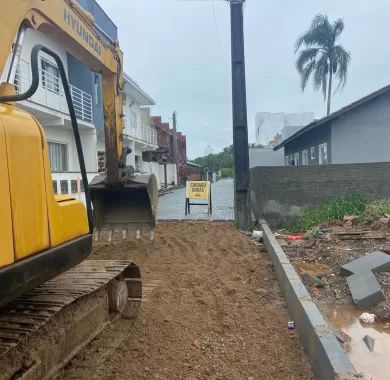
[280, 221, 390, 379]
[59, 221, 313, 380]
[280, 222, 390, 315]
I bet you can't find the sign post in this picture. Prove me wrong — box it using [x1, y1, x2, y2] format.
[185, 181, 212, 216]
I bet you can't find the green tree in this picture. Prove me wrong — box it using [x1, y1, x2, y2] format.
[295, 14, 351, 115]
[221, 168, 233, 178]
[193, 145, 234, 171]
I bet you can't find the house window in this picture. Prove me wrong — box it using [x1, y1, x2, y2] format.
[48, 142, 68, 172]
[310, 146, 315, 160]
[71, 180, 78, 194]
[294, 152, 300, 166]
[60, 180, 69, 194]
[319, 143, 328, 165]
[285, 155, 289, 166]
[302, 150, 309, 165]
[94, 74, 101, 106]
[52, 180, 58, 194]
[41, 58, 60, 94]
[289, 154, 294, 165]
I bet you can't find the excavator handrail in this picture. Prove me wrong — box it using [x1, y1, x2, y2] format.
[0, 44, 94, 233]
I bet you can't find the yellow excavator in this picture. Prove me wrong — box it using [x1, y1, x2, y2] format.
[0, 0, 158, 309]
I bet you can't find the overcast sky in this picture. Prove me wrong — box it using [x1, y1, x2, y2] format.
[97, 0, 390, 158]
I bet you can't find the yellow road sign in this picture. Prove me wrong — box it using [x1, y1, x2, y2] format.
[186, 181, 210, 199]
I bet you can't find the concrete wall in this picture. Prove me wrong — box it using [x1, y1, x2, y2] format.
[250, 163, 390, 227]
[332, 91, 390, 163]
[249, 148, 284, 168]
[45, 126, 97, 173]
[52, 172, 97, 205]
[147, 162, 161, 190]
[166, 163, 178, 186]
[284, 123, 331, 165]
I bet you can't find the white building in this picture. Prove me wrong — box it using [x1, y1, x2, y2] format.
[1, 27, 100, 205]
[122, 74, 157, 172]
[255, 112, 314, 146]
[97, 73, 162, 188]
[204, 144, 214, 156]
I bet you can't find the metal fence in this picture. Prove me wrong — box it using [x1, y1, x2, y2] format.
[124, 120, 157, 146]
[14, 58, 93, 123]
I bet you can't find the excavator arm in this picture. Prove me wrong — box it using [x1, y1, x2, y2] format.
[0, 0, 158, 239]
[0, 0, 123, 182]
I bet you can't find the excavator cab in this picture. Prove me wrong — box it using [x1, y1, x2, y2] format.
[90, 172, 158, 241]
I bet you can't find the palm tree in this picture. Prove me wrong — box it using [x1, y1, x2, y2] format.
[295, 14, 351, 115]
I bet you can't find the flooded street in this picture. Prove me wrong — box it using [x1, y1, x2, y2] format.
[321, 304, 390, 379]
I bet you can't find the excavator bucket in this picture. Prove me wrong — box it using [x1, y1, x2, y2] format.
[89, 173, 158, 242]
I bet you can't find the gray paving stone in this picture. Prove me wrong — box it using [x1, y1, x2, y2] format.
[340, 251, 390, 277]
[362, 335, 375, 352]
[157, 179, 234, 221]
[346, 271, 385, 309]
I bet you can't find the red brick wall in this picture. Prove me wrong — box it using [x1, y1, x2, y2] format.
[152, 115, 187, 165]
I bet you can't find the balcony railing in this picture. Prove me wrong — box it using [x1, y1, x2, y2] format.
[142, 123, 158, 146]
[14, 58, 93, 123]
[124, 121, 158, 146]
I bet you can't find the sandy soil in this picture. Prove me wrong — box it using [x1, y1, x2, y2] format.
[60, 222, 313, 380]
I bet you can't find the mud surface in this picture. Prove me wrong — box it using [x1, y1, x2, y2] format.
[281, 223, 390, 314]
[60, 222, 313, 380]
[277, 222, 390, 379]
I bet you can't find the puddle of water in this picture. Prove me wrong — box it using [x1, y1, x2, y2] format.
[320, 304, 390, 379]
[294, 261, 331, 276]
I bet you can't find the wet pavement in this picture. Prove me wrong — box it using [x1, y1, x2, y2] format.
[321, 304, 390, 379]
[157, 179, 234, 221]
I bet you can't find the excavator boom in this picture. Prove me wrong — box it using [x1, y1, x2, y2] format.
[1, 0, 158, 240]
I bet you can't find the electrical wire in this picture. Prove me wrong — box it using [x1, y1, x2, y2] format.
[211, 0, 225, 65]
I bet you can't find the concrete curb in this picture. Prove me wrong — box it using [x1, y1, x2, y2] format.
[260, 221, 361, 380]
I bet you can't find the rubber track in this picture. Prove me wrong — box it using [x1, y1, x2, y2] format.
[0, 260, 140, 356]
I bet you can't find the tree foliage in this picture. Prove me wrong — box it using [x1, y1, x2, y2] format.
[193, 145, 234, 171]
[221, 167, 234, 178]
[295, 14, 351, 115]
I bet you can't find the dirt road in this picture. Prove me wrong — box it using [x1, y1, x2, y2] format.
[60, 222, 313, 380]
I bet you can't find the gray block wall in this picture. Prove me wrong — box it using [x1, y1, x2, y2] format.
[249, 148, 284, 168]
[250, 163, 390, 227]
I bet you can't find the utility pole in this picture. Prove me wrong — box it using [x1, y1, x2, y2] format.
[172, 111, 179, 185]
[230, 0, 251, 231]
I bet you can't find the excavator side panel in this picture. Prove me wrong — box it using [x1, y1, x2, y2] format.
[0, 118, 14, 268]
[37, 120, 89, 246]
[1, 104, 49, 260]
[0, 104, 91, 308]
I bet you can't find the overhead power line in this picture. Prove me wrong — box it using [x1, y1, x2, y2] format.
[211, 0, 225, 64]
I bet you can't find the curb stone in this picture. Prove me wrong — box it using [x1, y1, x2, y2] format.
[259, 220, 362, 380]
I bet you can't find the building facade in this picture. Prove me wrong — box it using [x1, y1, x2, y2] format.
[97, 73, 158, 171]
[274, 85, 390, 166]
[255, 112, 314, 146]
[0, 0, 118, 204]
[152, 116, 191, 186]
